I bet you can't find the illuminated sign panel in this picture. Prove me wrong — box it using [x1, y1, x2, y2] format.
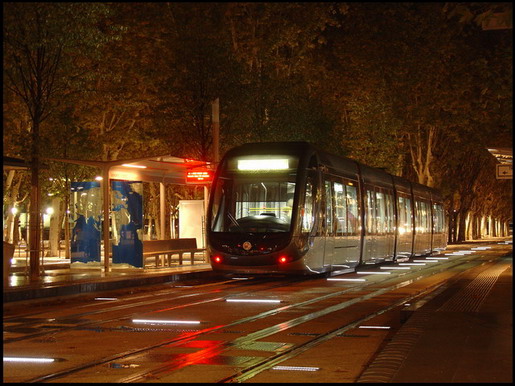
[237, 158, 289, 171]
[186, 169, 213, 184]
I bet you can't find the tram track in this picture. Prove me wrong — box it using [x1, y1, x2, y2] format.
[3, 276, 300, 344]
[15, 252, 491, 383]
[120, 256, 485, 383]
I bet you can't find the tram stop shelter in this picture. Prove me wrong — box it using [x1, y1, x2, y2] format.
[43, 154, 213, 273]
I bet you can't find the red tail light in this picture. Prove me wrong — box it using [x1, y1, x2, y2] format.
[213, 256, 222, 263]
[278, 256, 289, 264]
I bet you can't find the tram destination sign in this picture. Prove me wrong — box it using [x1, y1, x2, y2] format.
[496, 164, 513, 179]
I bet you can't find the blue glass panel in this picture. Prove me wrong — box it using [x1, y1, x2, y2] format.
[111, 181, 143, 268]
[70, 182, 102, 264]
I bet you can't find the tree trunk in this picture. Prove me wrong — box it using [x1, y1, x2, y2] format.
[457, 210, 467, 242]
[48, 197, 61, 257]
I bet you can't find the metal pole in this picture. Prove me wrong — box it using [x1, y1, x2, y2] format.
[160, 182, 166, 240]
[102, 166, 111, 273]
[212, 98, 220, 164]
[40, 213, 44, 274]
[29, 170, 41, 282]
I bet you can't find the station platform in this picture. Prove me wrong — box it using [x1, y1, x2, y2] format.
[3, 253, 215, 303]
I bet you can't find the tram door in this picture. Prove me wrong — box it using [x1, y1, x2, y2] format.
[323, 180, 335, 270]
[332, 179, 361, 269]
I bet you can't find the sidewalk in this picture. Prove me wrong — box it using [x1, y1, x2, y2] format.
[391, 256, 512, 383]
[3, 252, 215, 303]
[359, 238, 513, 383]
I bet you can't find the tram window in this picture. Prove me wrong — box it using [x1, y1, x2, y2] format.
[426, 202, 431, 232]
[210, 178, 226, 232]
[325, 180, 334, 235]
[302, 177, 315, 233]
[415, 200, 430, 233]
[346, 183, 359, 235]
[433, 203, 444, 232]
[210, 176, 297, 233]
[366, 189, 376, 234]
[397, 195, 412, 235]
[376, 190, 386, 234]
[235, 181, 295, 220]
[334, 182, 347, 235]
[385, 191, 395, 234]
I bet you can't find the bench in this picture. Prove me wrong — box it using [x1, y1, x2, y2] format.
[142, 238, 205, 267]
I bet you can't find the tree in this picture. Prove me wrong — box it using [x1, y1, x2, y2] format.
[4, 3, 114, 279]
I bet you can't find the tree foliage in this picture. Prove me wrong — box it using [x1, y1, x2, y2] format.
[3, 2, 512, 247]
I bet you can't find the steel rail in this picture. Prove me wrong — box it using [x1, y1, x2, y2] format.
[115, 256, 485, 383]
[22, 253, 484, 383]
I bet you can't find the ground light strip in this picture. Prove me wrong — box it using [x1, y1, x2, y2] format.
[327, 278, 366, 282]
[132, 319, 200, 325]
[399, 263, 425, 266]
[272, 366, 320, 372]
[357, 271, 391, 275]
[226, 299, 281, 303]
[359, 325, 391, 329]
[380, 266, 410, 270]
[4, 357, 55, 363]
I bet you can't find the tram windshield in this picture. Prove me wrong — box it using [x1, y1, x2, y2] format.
[210, 156, 298, 233]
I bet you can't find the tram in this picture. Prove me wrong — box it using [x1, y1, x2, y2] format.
[206, 142, 447, 275]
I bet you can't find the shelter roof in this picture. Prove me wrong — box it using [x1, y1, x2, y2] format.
[486, 147, 513, 164]
[3, 156, 29, 170]
[44, 154, 212, 184]
[3, 156, 49, 170]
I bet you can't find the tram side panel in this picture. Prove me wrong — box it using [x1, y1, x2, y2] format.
[430, 192, 447, 252]
[360, 165, 396, 264]
[412, 183, 433, 256]
[300, 167, 327, 273]
[392, 175, 414, 259]
[315, 152, 362, 272]
[320, 175, 362, 271]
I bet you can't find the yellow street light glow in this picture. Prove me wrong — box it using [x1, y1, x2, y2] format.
[237, 158, 289, 171]
[4, 357, 55, 363]
[122, 164, 147, 169]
